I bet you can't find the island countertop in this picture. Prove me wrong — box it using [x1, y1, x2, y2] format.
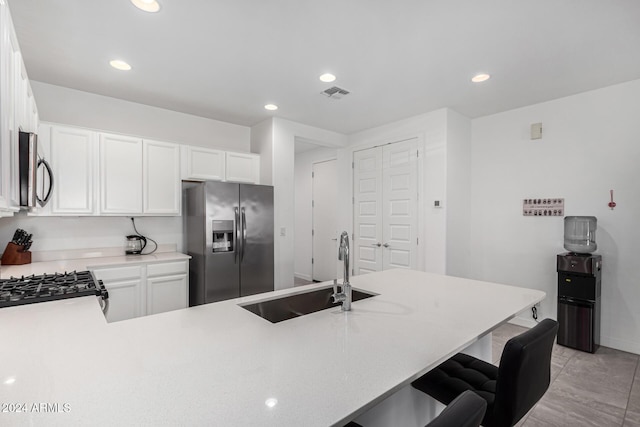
[0, 269, 545, 426]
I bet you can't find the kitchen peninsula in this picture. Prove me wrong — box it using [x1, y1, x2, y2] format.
[0, 269, 544, 426]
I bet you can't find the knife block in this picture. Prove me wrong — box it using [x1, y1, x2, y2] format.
[1, 242, 32, 265]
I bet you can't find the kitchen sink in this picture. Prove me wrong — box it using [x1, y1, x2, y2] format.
[239, 286, 377, 323]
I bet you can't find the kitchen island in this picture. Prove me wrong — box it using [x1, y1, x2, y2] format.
[0, 269, 544, 426]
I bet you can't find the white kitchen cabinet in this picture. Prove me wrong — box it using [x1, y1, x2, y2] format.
[181, 145, 225, 181]
[146, 261, 188, 315]
[0, 4, 22, 212]
[49, 125, 97, 215]
[147, 275, 188, 315]
[143, 139, 180, 215]
[92, 266, 144, 323]
[93, 260, 189, 322]
[225, 151, 260, 184]
[100, 133, 143, 214]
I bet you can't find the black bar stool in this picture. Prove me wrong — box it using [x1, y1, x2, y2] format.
[411, 319, 558, 427]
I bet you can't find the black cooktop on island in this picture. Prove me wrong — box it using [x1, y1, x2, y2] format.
[0, 271, 109, 309]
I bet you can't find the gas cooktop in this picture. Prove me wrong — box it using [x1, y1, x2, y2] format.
[0, 271, 108, 309]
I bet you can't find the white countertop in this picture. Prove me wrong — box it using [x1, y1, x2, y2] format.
[0, 252, 190, 278]
[0, 269, 545, 426]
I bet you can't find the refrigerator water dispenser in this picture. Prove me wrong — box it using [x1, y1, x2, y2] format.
[212, 220, 234, 252]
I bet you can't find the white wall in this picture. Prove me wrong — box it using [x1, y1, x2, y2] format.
[294, 146, 338, 280]
[445, 109, 472, 277]
[0, 213, 182, 254]
[32, 82, 250, 151]
[263, 118, 347, 289]
[345, 108, 463, 275]
[469, 78, 640, 354]
[250, 119, 274, 185]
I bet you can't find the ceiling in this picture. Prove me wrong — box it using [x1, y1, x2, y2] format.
[7, 0, 640, 135]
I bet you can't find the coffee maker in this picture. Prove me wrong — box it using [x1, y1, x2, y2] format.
[126, 235, 147, 255]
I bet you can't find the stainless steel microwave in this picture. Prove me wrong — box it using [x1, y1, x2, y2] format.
[18, 131, 54, 208]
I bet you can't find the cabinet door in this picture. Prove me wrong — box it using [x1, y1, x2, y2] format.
[143, 139, 180, 215]
[102, 279, 143, 323]
[93, 266, 144, 323]
[100, 133, 143, 214]
[50, 125, 97, 215]
[225, 152, 260, 184]
[147, 275, 188, 315]
[183, 145, 225, 181]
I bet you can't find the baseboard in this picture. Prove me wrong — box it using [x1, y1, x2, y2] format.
[294, 273, 312, 281]
[508, 317, 640, 356]
[600, 336, 640, 356]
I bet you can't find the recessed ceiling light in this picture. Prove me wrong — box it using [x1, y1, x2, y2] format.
[319, 73, 336, 83]
[471, 73, 491, 83]
[264, 104, 278, 111]
[265, 398, 278, 408]
[109, 60, 132, 71]
[131, 0, 161, 12]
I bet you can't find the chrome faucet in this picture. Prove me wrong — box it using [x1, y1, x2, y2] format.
[332, 231, 352, 311]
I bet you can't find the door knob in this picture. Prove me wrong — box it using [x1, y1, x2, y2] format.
[371, 242, 381, 247]
[383, 243, 390, 248]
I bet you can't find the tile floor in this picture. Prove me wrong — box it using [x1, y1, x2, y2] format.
[293, 277, 315, 287]
[493, 323, 640, 427]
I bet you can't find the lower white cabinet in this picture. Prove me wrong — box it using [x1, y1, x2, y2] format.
[147, 275, 188, 315]
[146, 261, 188, 315]
[92, 265, 143, 323]
[93, 260, 189, 323]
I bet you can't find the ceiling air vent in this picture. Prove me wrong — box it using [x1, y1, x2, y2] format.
[321, 86, 350, 100]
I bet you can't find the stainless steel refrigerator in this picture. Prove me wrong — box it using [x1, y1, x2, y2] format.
[185, 181, 274, 305]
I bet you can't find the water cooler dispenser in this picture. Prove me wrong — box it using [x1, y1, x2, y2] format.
[557, 216, 601, 353]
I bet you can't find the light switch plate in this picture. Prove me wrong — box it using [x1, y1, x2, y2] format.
[531, 123, 543, 140]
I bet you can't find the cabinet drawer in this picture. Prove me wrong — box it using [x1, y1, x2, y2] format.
[92, 265, 142, 281]
[148, 261, 188, 277]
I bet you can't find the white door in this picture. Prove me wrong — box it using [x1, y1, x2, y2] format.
[99, 133, 143, 214]
[225, 152, 260, 184]
[182, 146, 225, 181]
[312, 159, 338, 281]
[143, 139, 180, 215]
[353, 147, 383, 274]
[50, 125, 97, 215]
[147, 275, 188, 315]
[381, 139, 418, 270]
[353, 138, 419, 274]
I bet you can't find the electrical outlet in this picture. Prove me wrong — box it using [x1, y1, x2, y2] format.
[531, 303, 540, 321]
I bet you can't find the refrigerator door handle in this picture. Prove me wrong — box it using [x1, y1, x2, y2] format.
[241, 207, 247, 262]
[234, 207, 240, 264]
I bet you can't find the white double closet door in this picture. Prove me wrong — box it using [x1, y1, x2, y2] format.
[353, 138, 419, 274]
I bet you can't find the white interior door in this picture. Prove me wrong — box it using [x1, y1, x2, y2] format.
[312, 159, 338, 281]
[353, 138, 419, 275]
[353, 147, 383, 274]
[382, 139, 418, 270]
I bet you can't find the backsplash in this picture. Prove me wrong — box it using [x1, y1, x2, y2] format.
[0, 212, 183, 255]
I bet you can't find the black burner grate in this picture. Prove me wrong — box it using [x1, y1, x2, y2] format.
[0, 271, 107, 308]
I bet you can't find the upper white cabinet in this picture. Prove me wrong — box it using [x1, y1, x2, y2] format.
[100, 133, 143, 215]
[50, 125, 97, 215]
[144, 139, 180, 215]
[37, 123, 182, 217]
[182, 147, 260, 184]
[225, 152, 260, 184]
[181, 145, 225, 181]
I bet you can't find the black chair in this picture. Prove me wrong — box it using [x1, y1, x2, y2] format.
[343, 390, 485, 427]
[427, 390, 487, 427]
[412, 318, 559, 427]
